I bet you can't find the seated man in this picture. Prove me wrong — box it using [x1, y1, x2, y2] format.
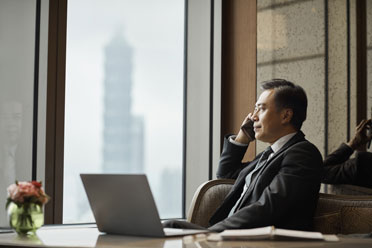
[322, 119, 372, 188]
[164, 79, 323, 232]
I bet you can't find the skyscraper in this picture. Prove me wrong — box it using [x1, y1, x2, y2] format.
[102, 32, 144, 173]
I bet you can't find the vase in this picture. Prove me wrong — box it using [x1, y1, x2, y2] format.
[7, 202, 44, 235]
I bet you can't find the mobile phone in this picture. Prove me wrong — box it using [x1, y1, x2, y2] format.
[241, 119, 255, 141]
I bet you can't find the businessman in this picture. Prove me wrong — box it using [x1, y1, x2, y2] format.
[164, 79, 323, 232]
[322, 119, 372, 187]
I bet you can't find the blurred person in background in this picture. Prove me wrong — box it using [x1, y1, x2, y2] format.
[322, 119, 372, 188]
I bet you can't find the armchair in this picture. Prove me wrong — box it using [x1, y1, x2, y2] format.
[188, 179, 372, 234]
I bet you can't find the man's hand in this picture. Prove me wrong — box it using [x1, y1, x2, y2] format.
[235, 114, 255, 144]
[347, 119, 372, 151]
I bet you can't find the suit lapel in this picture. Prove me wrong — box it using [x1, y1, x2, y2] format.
[267, 131, 305, 162]
[238, 131, 306, 208]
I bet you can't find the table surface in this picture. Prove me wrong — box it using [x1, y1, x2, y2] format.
[0, 225, 371, 248]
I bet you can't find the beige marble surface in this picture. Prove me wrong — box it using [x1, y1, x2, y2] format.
[257, 0, 324, 64]
[327, 0, 348, 154]
[256, 0, 371, 155]
[256, 0, 326, 155]
[256, 58, 325, 155]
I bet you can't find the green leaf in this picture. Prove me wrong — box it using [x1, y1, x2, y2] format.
[5, 199, 11, 210]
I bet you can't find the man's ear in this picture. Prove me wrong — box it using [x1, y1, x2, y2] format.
[281, 108, 293, 124]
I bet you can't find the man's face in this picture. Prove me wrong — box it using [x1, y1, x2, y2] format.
[252, 89, 285, 144]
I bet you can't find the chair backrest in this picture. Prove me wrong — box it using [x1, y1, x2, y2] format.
[188, 179, 372, 234]
[314, 193, 372, 234]
[187, 179, 234, 227]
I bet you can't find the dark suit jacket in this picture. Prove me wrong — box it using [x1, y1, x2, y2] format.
[208, 131, 323, 232]
[322, 143, 372, 188]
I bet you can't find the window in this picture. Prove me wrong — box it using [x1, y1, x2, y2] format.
[64, 0, 185, 223]
[0, 0, 44, 227]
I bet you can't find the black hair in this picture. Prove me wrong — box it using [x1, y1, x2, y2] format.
[260, 79, 307, 130]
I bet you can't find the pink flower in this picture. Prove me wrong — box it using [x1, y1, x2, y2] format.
[31, 181, 42, 188]
[7, 184, 23, 203]
[18, 182, 38, 197]
[6, 181, 49, 207]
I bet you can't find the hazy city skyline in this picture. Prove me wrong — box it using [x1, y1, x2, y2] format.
[63, 0, 184, 222]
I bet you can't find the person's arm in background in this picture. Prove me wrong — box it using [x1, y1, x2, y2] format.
[347, 119, 372, 152]
[322, 119, 372, 184]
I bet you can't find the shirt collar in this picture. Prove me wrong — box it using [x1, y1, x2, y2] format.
[270, 132, 297, 154]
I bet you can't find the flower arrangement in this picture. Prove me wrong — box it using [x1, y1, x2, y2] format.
[6, 181, 49, 208]
[6, 181, 49, 235]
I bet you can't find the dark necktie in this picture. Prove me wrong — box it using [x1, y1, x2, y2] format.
[228, 146, 274, 216]
[251, 146, 274, 173]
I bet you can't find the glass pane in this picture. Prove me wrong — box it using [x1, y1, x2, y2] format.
[64, 0, 184, 223]
[0, 0, 36, 226]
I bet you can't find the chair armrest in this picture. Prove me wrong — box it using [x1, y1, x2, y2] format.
[187, 179, 235, 227]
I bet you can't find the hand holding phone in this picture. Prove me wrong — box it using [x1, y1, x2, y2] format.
[347, 119, 372, 151]
[240, 117, 255, 141]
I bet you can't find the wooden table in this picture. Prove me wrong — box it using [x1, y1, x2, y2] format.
[0, 225, 371, 248]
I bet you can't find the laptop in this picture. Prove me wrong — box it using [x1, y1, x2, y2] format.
[80, 174, 209, 237]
